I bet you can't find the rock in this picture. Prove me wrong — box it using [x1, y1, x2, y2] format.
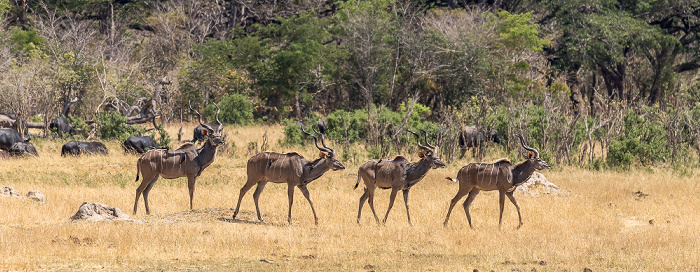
[1, 186, 22, 197]
[26, 190, 46, 202]
[69, 202, 131, 222]
[514, 172, 568, 196]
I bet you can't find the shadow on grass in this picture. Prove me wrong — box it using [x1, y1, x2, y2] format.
[218, 216, 291, 227]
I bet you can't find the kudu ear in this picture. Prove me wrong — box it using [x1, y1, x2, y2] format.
[319, 152, 326, 158]
[528, 152, 533, 159]
[418, 152, 425, 158]
[201, 128, 209, 136]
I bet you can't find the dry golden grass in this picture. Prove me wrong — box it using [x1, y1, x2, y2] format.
[1, 124, 699, 271]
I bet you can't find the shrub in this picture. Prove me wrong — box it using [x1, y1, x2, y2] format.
[203, 93, 254, 125]
[66, 115, 90, 137]
[96, 112, 135, 141]
[607, 109, 669, 168]
[280, 104, 441, 152]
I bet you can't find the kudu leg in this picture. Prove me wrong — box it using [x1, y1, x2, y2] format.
[134, 175, 157, 215]
[357, 188, 369, 224]
[402, 189, 412, 226]
[498, 190, 506, 228]
[444, 187, 470, 227]
[382, 188, 400, 224]
[141, 179, 158, 215]
[187, 176, 196, 210]
[286, 184, 295, 224]
[232, 180, 257, 219]
[367, 187, 380, 224]
[462, 189, 481, 228]
[506, 192, 523, 229]
[252, 181, 268, 222]
[298, 185, 318, 225]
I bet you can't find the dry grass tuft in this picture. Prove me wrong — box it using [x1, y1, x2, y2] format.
[1, 124, 699, 270]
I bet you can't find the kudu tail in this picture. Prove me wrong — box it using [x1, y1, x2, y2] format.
[135, 160, 141, 182]
[353, 174, 360, 190]
[445, 177, 458, 183]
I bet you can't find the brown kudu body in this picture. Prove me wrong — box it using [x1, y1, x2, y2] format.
[133, 103, 224, 215]
[443, 134, 551, 229]
[355, 130, 445, 225]
[232, 122, 345, 225]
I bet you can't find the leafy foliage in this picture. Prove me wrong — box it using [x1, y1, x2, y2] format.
[607, 109, 669, 167]
[203, 93, 254, 125]
[96, 112, 136, 141]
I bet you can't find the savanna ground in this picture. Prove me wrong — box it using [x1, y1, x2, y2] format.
[1, 124, 699, 271]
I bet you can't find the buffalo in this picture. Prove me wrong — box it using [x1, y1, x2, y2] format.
[458, 125, 502, 159]
[1, 114, 29, 139]
[49, 117, 73, 137]
[9, 141, 38, 157]
[0, 128, 28, 151]
[50, 97, 78, 137]
[0, 150, 9, 158]
[123, 135, 163, 154]
[61, 141, 109, 156]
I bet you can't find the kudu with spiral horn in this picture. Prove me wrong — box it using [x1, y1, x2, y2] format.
[354, 129, 445, 225]
[443, 134, 551, 229]
[232, 120, 345, 225]
[133, 101, 225, 215]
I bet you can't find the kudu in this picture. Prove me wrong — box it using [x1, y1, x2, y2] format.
[443, 134, 551, 229]
[232, 122, 345, 225]
[355, 130, 446, 225]
[133, 102, 224, 215]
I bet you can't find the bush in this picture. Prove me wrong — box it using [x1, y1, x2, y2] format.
[203, 93, 254, 125]
[325, 109, 368, 145]
[96, 112, 135, 141]
[66, 115, 90, 137]
[607, 109, 669, 168]
[280, 104, 441, 151]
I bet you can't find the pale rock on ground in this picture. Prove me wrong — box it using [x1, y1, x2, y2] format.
[69, 202, 132, 222]
[1, 186, 22, 197]
[26, 190, 47, 202]
[514, 172, 568, 196]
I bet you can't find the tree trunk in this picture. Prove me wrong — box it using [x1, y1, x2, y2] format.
[566, 68, 582, 117]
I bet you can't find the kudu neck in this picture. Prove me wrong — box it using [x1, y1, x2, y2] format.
[196, 140, 218, 165]
[512, 160, 537, 185]
[405, 158, 432, 186]
[302, 157, 332, 184]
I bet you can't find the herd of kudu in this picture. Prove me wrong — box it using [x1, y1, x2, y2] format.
[2, 100, 550, 229]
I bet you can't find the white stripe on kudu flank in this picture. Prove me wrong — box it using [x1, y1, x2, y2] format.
[279, 155, 288, 179]
[495, 165, 499, 185]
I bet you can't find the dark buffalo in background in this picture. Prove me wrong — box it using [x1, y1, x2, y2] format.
[0, 150, 9, 158]
[192, 123, 217, 144]
[9, 141, 38, 157]
[0, 128, 28, 151]
[123, 135, 163, 154]
[50, 97, 78, 137]
[1, 114, 29, 139]
[458, 125, 502, 159]
[49, 117, 73, 137]
[61, 141, 109, 156]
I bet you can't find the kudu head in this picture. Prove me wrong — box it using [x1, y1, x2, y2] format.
[189, 102, 225, 147]
[409, 129, 446, 169]
[515, 134, 551, 170]
[301, 122, 345, 171]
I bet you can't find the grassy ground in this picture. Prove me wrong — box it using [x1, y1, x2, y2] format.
[1, 124, 699, 271]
